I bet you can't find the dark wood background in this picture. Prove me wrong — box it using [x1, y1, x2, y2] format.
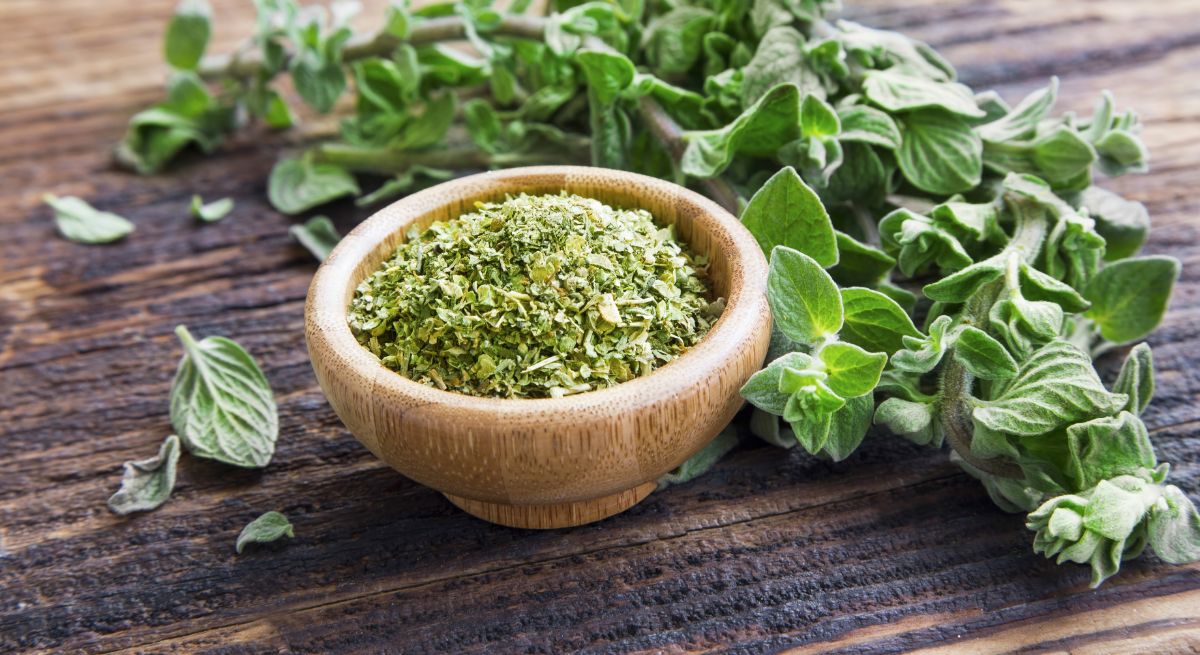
[2, 0, 1199, 653]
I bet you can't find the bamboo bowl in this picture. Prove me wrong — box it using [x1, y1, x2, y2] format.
[305, 166, 770, 529]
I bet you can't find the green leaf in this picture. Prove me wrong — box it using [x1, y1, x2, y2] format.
[1113, 343, 1154, 416]
[681, 83, 801, 178]
[290, 48, 347, 114]
[879, 207, 973, 277]
[1066, 412, 1155, 490]
[190, 195, 233, 222]
[828, 231, 895, 288]
[921, 254, 1004, 303]
[862, 71, 985, 118]
[289, 215, 341, 262]
[657, 425, 740, 488]
[43, 194, 135, 244]
[875, 397, 940, 446]
[107, 435, 182, 515]
[768, 246, 843, 345]
[236, 511, 294, 553]
[170, 325, 278, 468]
[976, 78, 1057, 143]
[164, 0, 212, 71]
[641, 6, 713, 76]
[822, 393, 874, 462]
[575, 49, 636, 106]
[819, 342, 886, 398]
[1094, 130, 1148, 176]
[836, 19, 955, 82]
[268, 157, 360, 215]
[262, 90, 297, 129]
[837, 105, 901, 149]
[741, 27, 823, 105]
[1080, 187, 1148, 261]
[891, 314, 952, 374]
[896, 109, 983, 195]
[983, 126, 1097, 190]
[954, 326, 1018, 380]
[839, 287, 919, 356]
[1148, 485, 1200, 564]
[1019, 263, 1090, 314]
[800, 94, 840, 137]
[1084, 256, 1180, 344]
[1084, 477, 1151, 541]
[974, 340, 1129, 437]
[741, 351, 812, 415]
[740, 167, 837, 266]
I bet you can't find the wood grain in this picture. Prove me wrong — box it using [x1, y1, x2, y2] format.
[306, 167, 771, 528]
[1, 0, 1199, 653]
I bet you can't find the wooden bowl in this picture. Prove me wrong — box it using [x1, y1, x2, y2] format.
[305, 166, 770, 529]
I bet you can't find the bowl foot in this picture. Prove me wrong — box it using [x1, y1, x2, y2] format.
[443, 482, 657, 529]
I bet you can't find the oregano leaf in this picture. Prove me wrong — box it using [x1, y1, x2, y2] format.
[289, 215, 342, 262]
[1113, 343, 1155, 416]
[767, 246, 843, 345]
[1148, 486, 1200, 564]
[862, 71, 985, 118]
[896, 109, 983, 195]
[954, 325, 1018, 380]
[819, 342, 886, 398]
[164, 0, 212, 71]
[822, 393, 874, 462]
[268, 157, 360, 215]
[236, 511, 294, 553]
[107, 435, 182, 515]
[190, 195, 233, 222]
[1084, 256, 1180, 344]
[170, 325, 278, 468]
[839, 287, 920, 356]
[657, 425, 740, 488]
[43, 194, 135, 244]
[1066, 412, 1155, 490]
[740, 166, 838, 267]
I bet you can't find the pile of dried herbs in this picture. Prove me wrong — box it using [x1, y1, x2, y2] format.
[108, 0, 1200, 585]
[348, 192, 718, 398]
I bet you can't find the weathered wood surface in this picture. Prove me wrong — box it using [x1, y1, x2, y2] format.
[1, 0, 1198, 653]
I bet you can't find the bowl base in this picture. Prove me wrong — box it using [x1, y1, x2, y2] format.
[444, 482, 657, 529]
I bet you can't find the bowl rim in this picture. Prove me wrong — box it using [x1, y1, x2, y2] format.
[305, 165, 769, 416]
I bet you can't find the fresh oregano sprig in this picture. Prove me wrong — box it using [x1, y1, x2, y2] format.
[122, 0, 1197, 585]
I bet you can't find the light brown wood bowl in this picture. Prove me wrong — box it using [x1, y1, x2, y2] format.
[305, 166, 770, 529]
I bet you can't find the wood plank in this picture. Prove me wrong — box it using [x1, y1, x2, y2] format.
[1, 0, 1199, 652]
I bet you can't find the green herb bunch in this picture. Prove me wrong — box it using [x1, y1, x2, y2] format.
[123, 0, 1198, 584]
[348, 192, 718, 398]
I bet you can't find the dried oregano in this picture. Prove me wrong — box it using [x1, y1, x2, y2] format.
[348, 193, 721, 398]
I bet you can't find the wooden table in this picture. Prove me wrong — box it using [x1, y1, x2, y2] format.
[2, 0, 1198, 652]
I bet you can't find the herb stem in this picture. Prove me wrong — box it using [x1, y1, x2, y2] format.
[199, 15, 547, 81]
[636, 96, 740, 214]
[311, 142, 584, 175]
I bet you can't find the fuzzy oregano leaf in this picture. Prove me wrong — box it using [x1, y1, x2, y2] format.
[268, 157, 360, 215]
[164, 0, 212, 71]
[170, 325, 278, 468]
[1084, 256, 1180, 344]
[896, 109, 983, 195]
[767, 246, 843, 345]
[681, 83, 801, 178]
[236, 511, 294, 553]
[657, 425, 740, 488]
[973, 340, 1128, 437]
[289, 215, 342, 262]
[107, 435, 182, 515]
[1148, 485, 1200, 564]
[740, 166, 837, 267]
[1113, 343, 1155, 416]
[953, 325, 1018, 380]
[1066, 412, 1155, 490]
[191, 195, 233, 222]
[839, 287, 920, 356]
[43, 194, 135, 244]
[819, 342, 886, 398]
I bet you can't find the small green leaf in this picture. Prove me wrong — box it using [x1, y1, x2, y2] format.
[896, 109, 983, 195]
[289, 215, 342, 262]
[891, 314, 952, 374]
[819, 342, 886, 398]
[839, 287, 920, 356]
[875, 397, 940, 447]
[1148, 485, 1200, 564]
[575, 49, 636, 106]
[681, 83, 801, 178]
[837, 105, 901, 149]
[236, 511, 294, 554]
[657, 425, 740, 488]
[1080, 187, 1148, 261]
[1084, 477, 1151, 542]
[740, 26, 823, 105]
[862, 71, 985, 118]
[976, 78, 1058, 143]
[263, 90, 297, 129]
[1019, 263, 1090, 314]
[1066, 412, 1155, 490]
[268, 157, 360, 215]
[164, 0, 212, 71]
[291, 49, 347, 114]
[171, 325, 278, 468]
[974, 340, 1129, 437]
[922, 254, 1004, 303]
[800, 94, 840, 137]
[740, 167, 837, 267]
[954, 326, 1018, 380]
[822, 393, 874, 462]
[1084, 256, 1180, 344]
[879, 208, 973, 277]
[107, 435, 182, 515]
[768, 246, 843, 345]
[741, 351, 812, 415]
[43, 194, 135, 244]
[1113, 343, 1154, 416]
[190, 195, 233, 222]
[828, 231, 896, 288]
